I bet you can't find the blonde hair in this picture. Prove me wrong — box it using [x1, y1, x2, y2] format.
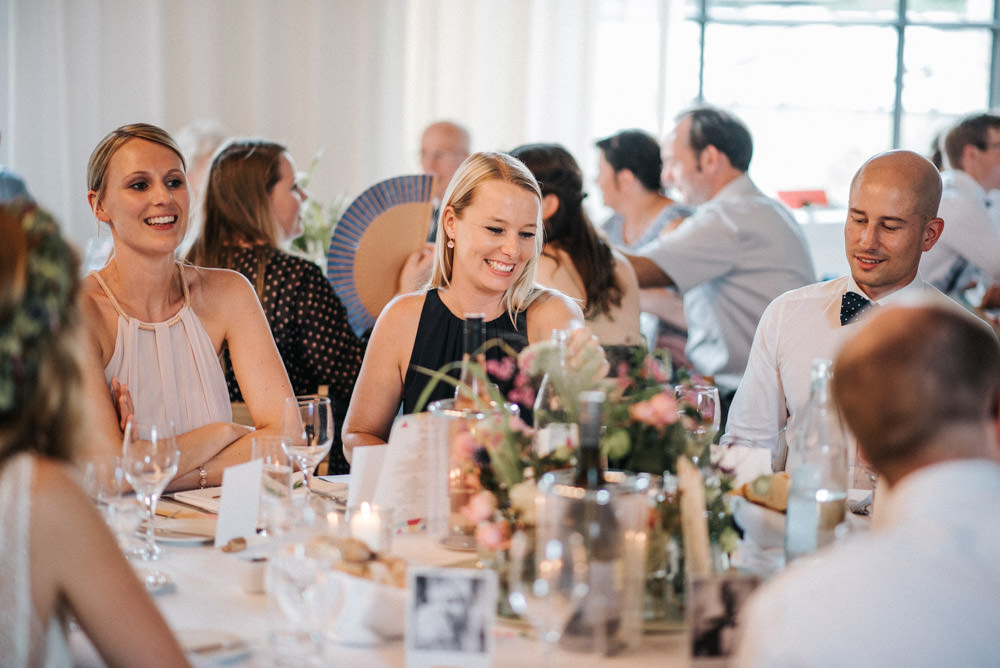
[428, 152, 544, 325]
[87, 123, 187, 202]
[0, 203, 83, 463]
[186, 139, 286, 296]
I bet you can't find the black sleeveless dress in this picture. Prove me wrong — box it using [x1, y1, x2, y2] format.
[402, 289, 528, 414]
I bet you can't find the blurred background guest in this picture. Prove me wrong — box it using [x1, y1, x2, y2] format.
[188, 138, 363, 474]
[421, 120, 471, 208]
[735, 304, 1000, 667]
[81, 124, 293, 490]
[0, 202, 188, 666]
[921, 113, 1000, 303]
[343, 152, 599, 461]
[510, 142, 642, 347]
[625, 107, 815, 407]
[595, 128, 692, 363]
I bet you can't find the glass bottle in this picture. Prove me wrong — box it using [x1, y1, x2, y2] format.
[561, 390, 623, 654]
[533, 329, 579, 456]
[784, 358, 848, 563]
[453, 313, 490, 410]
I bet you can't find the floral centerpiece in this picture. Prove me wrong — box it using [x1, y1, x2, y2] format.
[416, 338, 739, 623]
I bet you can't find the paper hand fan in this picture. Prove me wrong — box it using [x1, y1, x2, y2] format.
[327, 174, 435, 337]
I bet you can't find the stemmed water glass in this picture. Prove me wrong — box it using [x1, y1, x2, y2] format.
[507, 529, 589, 662]
[281, 396, 334, 499]
[674, 384, 721, 464]
[121, 419, 180, 560]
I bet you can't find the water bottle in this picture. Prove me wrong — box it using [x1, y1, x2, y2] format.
[533, 329, 579, 456]
[784, 358, 848, 563]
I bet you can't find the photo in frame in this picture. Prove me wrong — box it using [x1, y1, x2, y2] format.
[688, 572, 762, 660]
[405, 566, 496, 668]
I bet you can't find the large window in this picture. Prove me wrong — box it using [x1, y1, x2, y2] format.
[669, 0, 999, 204]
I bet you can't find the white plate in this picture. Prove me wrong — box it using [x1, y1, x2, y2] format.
[177, 628, 250, 663]
[153, 517, 216, 544]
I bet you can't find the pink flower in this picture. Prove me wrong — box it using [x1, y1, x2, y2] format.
[475, 520, 510, 552]
[453, 430, 481, 460]
[485, 357, 516, 381]
[507, 415, 534, 436]
[629, 391, 679, 429]
[642, 355, 669, 383]
[463, 490, 498, 523]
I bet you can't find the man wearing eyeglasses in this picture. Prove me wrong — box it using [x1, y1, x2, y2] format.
[920, 112, 1000, 302]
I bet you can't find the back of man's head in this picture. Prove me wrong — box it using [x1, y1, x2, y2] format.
[679, 106, 753, 173]
[832, 305, 1000, 482]
[944, 112, 1000, 171]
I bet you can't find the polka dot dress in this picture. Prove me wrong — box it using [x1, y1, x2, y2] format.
[223, 246, 364, 473]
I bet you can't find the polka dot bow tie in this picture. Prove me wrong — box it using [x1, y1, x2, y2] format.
[840, 291, 875, 326]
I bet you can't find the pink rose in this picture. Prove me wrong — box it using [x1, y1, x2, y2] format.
[485, 357, 516, 381]
[463, 491, 497, 523]
[475, 521, 510, 552]
[649, 391, 679, 426]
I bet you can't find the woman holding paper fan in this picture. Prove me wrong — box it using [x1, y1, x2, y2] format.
[81, 123, 294, 490]
[343, 151, 605, 461]
[188, 139, 364, 473]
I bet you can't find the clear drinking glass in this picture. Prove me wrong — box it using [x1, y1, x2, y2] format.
[121, 419, 180, 560]
[253, 435, 295, 535]
[675, 384, 722, 463]
[507, 529, 589, 663]
[267, 543, 345, 666]
[281, 396, 334, 499]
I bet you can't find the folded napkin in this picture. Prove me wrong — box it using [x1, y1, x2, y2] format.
[170, 487, 223, 514]
[152, 516, 218, 539]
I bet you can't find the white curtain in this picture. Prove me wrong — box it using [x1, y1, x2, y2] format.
[2, 0, 675, 250]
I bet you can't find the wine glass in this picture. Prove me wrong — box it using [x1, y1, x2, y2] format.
[121, 419, 180, 560]
[674, 384, 721, 464]
[507, 529, 589, 662]
[281, 396, 334, 499]
[267, 543, 346, 666]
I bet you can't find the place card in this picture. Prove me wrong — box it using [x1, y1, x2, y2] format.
[405, 566, 496, 668]
[347, 444, 387, 507]
[213, 458, 263, 548]
[372, 413, 449, 533]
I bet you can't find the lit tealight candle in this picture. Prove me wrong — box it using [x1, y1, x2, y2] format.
[350, 502, 383, 551]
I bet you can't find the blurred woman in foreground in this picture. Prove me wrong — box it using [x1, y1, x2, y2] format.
[0, 202, 188, 666]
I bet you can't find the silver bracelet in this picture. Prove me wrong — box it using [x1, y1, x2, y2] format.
[198, 465, 208, 489]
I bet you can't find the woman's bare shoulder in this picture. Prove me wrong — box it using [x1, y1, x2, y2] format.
[525, 288, 585, 342]
[184, 264, 257, 307]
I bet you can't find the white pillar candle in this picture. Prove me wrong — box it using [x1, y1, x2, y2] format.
[350, 502, 382, 551]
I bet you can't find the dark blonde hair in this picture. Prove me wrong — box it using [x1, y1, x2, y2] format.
[186, 139, 286, 296]
[0, 203, 82, 463]
[429, 152, 544, 324]
[87, 123, 187, 202]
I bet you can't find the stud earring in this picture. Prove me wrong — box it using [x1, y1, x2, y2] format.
[447, 239, 455, 249]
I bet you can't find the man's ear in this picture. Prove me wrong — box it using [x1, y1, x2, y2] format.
[921, 217, 944, 251]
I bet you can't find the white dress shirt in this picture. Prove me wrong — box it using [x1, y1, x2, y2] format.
[922, 169, 1000, 296]
[640, 174, 815, 392]
[723, 275, 949, 455]
[734, 459, 1000, 668]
